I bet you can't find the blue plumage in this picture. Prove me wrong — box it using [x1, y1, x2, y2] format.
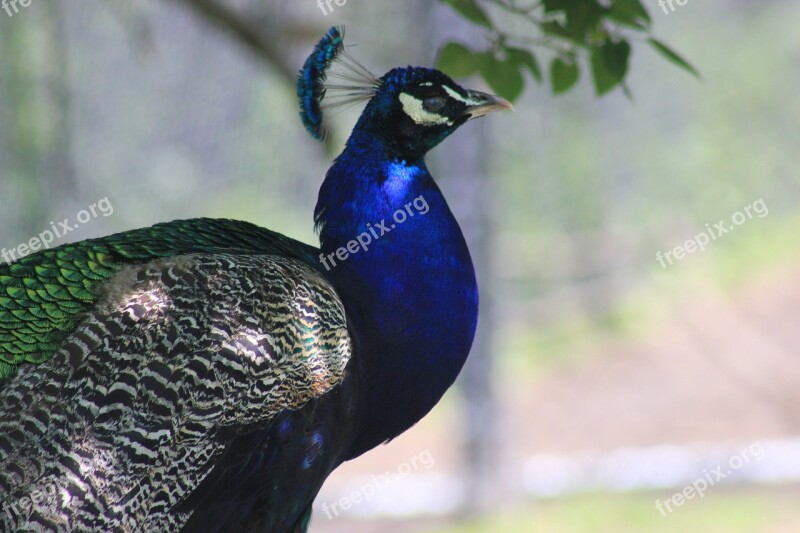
[306, 29, 512, 460]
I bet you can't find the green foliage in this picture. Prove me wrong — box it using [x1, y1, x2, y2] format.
[590, 40, 631, 95]
[647, 37, 701, 79]
[439, 0, 493, 28]
[435, 0, 698, 100]
[437, 42, 480, 78]
[550, 56, 579, 94]
[478, 51, 525, 101]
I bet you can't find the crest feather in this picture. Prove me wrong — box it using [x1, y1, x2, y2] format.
[297, 27, 379, 141]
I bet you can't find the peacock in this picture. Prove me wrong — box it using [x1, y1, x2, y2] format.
[0, 27, 511, 532]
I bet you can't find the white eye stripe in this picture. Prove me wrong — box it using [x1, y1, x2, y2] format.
[398, 92, 453, 126]
[442, 85, 475, 104]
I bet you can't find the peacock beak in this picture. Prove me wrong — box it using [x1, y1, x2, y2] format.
[461, 89, 514, 119]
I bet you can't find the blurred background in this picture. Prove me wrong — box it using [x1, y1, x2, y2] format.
[1, 0, 798, 531]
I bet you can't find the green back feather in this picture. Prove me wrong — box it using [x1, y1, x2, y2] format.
[0, 218, 319, 383]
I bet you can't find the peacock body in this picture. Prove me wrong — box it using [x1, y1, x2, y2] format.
[0, 27, 511, 532]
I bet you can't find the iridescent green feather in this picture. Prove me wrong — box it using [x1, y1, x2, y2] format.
[0, 218, 319, 384]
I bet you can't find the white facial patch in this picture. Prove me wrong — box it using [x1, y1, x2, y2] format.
[398, 92, 453, 127]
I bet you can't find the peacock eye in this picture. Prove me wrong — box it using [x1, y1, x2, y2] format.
[422, 96, 446, 113]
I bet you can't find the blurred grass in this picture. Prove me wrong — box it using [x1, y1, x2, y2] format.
[423, 486, 800, 533]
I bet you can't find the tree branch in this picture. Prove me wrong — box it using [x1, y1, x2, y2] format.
[165, 0, 296, 88]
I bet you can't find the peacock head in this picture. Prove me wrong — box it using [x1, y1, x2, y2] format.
[358, 66, 512, 157]
[298, 27, 512, 159]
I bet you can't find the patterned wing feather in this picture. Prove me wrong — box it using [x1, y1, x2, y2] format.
[0, 253, 351, 531]
[0, 218, 320, 383]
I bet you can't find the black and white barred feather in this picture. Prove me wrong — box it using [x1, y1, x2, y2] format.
[0, 254, 351, 531]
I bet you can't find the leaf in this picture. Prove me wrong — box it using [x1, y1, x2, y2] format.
[541, 21, 573, 41]
[542, 0, 606, 43]
[567, 1, 607, 40]
[648, 38, 701, 79]
[608, 0, 651, 29]
[478, 54, 525, 102]
[505, 47, 542, 83]
[550, 57, 579, 94]
[436, 42, 479, 78]
[440, 0, 493, 29]
[542, 0, 573, 13]
[590, 40, 631, 95]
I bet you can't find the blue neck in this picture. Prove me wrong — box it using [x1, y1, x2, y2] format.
[315, 133, 478, 459]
